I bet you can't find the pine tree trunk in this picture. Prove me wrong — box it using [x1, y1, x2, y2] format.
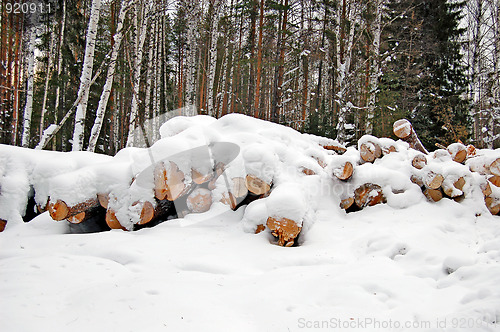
[254, 0, 264, 118]
[39, 26, 56, 141]
[366, 0, 383, 135]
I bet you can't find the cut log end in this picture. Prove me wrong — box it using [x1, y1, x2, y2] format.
[105, 209, 126, 230]
[186, 188, 212, 213]
[0, 219, 6, 232]
[447, 143, 467, 163]
[359, 142, 380, 163]
[255, 224, 266, 234]
[245, 174, 271, 195]
[334, 161, 354, 181]
[191, 168, 214, 185]
[67, 211, 86, 224]
[97, 193, 109, 209]
[220, 192, 238, 210]
[485, 197, 500, 215]
[138, 201, 155, 225]
[488, 175, 500, 188]
[424, 188, 443, 202]
[340, 196, 354, 210]
[232, 177, 249, 198]
[393, 119, 412, 139]
[321, 144, 347, 154]
[266, 216, 301, 247]
[48, 199, 69, 221]
[301, 167, 316, 175]
[411, 154, 427, 169]
[490, 158, 500, 177]
[354, 183, 386, 208]
[425, 172, 444, 190]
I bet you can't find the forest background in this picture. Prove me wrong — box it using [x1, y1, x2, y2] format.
[0, 0, 499, 155]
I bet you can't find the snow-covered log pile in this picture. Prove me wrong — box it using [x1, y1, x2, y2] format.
[0, 115, 499, 245]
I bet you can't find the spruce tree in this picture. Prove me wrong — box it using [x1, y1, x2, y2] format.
[381, 0, 470, 149]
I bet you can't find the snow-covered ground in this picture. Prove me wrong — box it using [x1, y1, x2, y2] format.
[1, 194, 500, 331]
[1, 114, 499, 331]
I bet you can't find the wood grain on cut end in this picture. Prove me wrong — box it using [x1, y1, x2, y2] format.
[138, 201, 155, 225]
[0, 219, 6, 232]
[424, 188, 443, 202]
[412, 154, 427, 169]
[447, 143, 467, 163]
[255, 224, 266, 234]
[191, 168, 214, 185]
[97, 193, 109, 209]
[232, 177, 248, 198]
[393, 119, 412, 139]
[48, 199, 69, 221]
[359, 142, 377, 163]
[165, 161, 187, 201]
[321, 144, 347, 154]
[266, 216, 301, 247]
[466, 145, 476, 158]
[410, 174, 424, 187]
[340, 196, 354, 210]
[220, 192, 238, 210]
[334, 161, 354, 181]
[490, 158, 500, 177]
[186, 188, 212, 213]
[485, 197, 500, 215]
[488, 175, 500, 188]
[481, 182, 492, 197]
[105, 209, 126, 230]
[354, 183, 385, 208]
[67, 211, 86, 224]
[245, 174, 271, 195]
[425, 172, 444, 190]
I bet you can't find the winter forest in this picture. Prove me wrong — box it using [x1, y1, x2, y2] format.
[0, 0, 499, 155]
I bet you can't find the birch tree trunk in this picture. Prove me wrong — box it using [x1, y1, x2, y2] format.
[72, 0, 102, 151]
[87, 0, 130, 152]
[126, 2, 151, 147]
[366, 0, 384, 135]
[53, 0, 66, 149]
[21, 23, 36, 148]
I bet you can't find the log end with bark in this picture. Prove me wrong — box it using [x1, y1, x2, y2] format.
[0, 219, 6, 232]
[48, 197, 100, 221]
[392, 119, 428, 154]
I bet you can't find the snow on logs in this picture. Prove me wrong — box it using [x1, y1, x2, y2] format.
[1, 115, 499, 237]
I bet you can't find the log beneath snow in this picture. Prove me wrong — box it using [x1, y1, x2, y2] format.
[442, 177, 465, 198]
[340, 196, 355, 210]
[97, 193, 109, 209]
[47, 197, 100, 221]
[245, 174, 271, 195]
[491, 158, 500, 176]
[67, 206, 106, 225]
[0, 219, 6, 232]
[393, 119, 428, 154]
[266, 216, 301, 247]
[231, 177, 249, 198]
[359, 141, 382, 163]
[191, 168, 214, 185]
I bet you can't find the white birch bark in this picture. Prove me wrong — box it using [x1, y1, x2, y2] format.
[126, 2, 152, 147]
[72, 0, 102, 151]
[366, 0, 384, 135]
[207, 2, 222, 116]
[87, 0, 131, 152]
[21, 23, 37, 148]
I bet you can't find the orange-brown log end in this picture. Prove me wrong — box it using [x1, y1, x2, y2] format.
[48, 199, 69, 221]
[245, 174, 271, 196]
[266, 216, 302, 247]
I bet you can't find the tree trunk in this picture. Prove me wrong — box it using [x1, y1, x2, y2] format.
[87, 0, 131, 152]
[21, 23, 36, 148]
